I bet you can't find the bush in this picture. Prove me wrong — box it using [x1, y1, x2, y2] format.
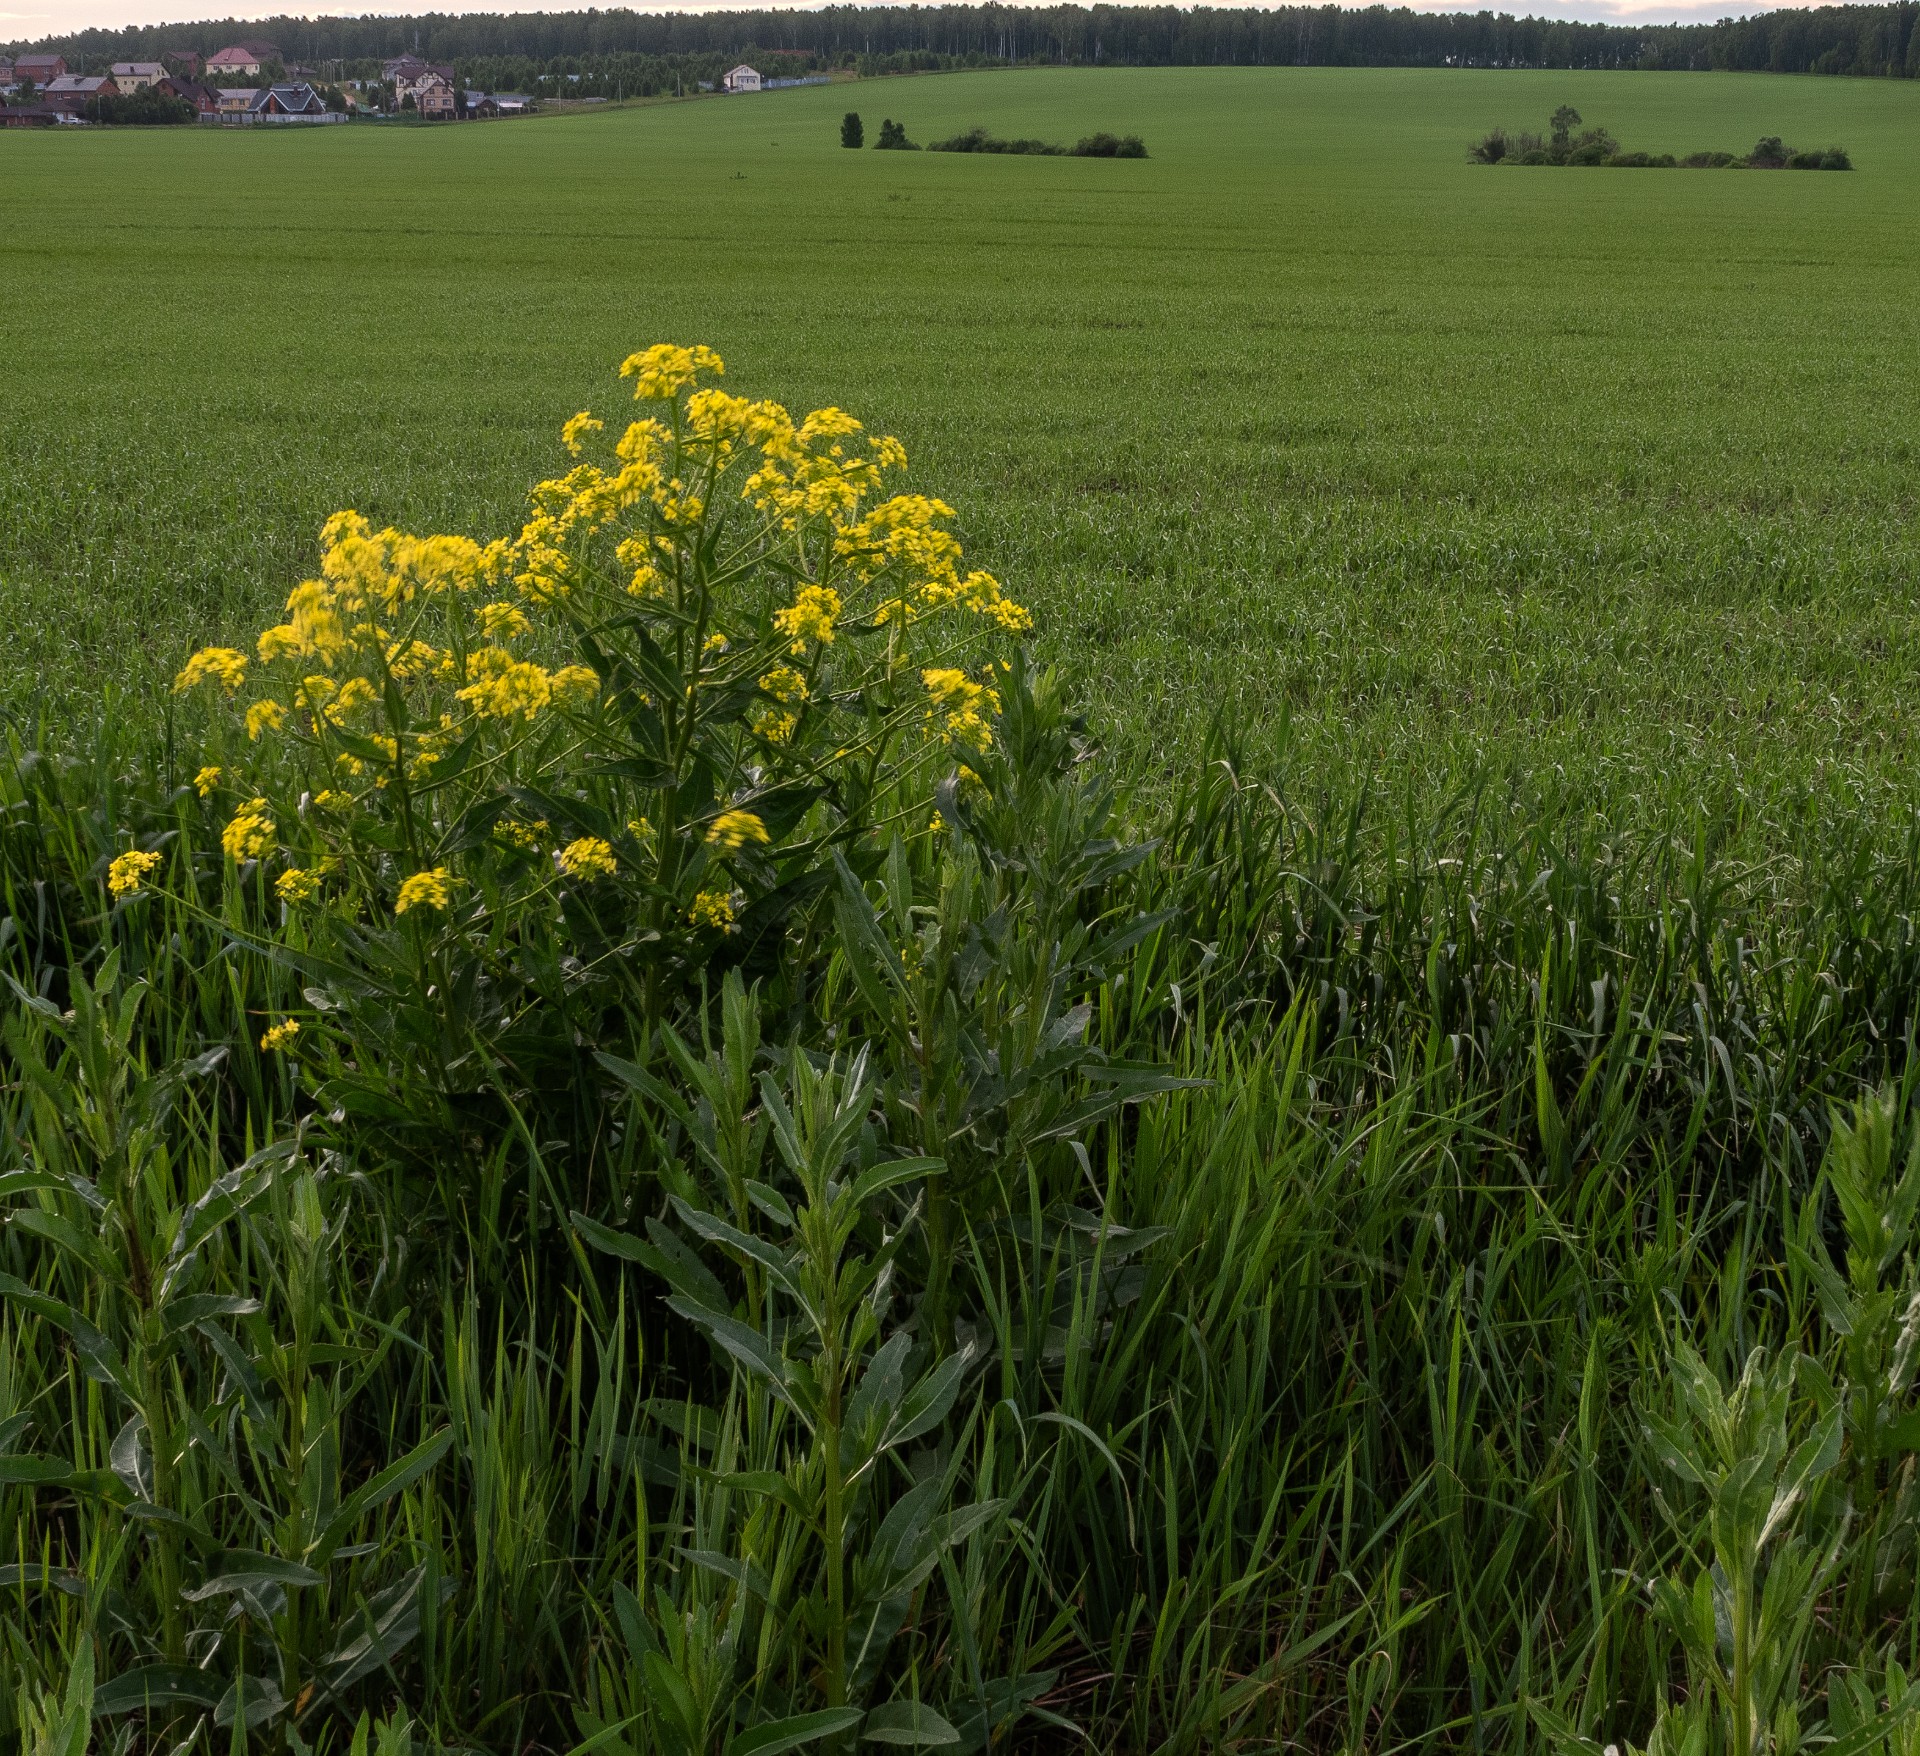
[1468, 126, 1509, 164]
[1823, 145, 1853, 168]
[81, 87, 194, 125]
[1515, 147, 1553, 165]
[1071, 130, 1146, 157]
[1681, 150, 1737, 168]
[927, 125, 1058, 153]
[873, 115, 916, 149]
[1748, 134, 1789, 166]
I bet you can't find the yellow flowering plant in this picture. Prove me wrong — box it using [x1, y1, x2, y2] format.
[170, 344, 1028, 1029]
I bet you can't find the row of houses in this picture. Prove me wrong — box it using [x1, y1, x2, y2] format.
[0, 65, 338, 125]
[1, 44, 534, 125]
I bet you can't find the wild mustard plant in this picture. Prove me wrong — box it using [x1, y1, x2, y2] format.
[167, 344, 1028, 1059]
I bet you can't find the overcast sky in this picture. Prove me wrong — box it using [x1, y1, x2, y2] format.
[4, 0, 1819, 47]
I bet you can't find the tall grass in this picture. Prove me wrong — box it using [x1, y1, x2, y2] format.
[9, 357, 1920, 1753]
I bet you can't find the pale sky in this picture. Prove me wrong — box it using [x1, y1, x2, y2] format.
[1, 0, 1835, 50]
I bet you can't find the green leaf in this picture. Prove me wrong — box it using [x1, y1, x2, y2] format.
[183, 1551, 325, 1600]
[665, 1296, 808, 1420]
[161, 1293, 262, 1336]
[890, 1351, 966, 1450]
[93, 1665, 226, 1717]
[0, 1455, 74, 1486]
[847, 1158, 944, 1210]
[861, 1702, 960, 1747]
[214, 1674, 287, 1730]
[314, 1563, 452, 1694]
[570, 1211, 653, 1264]
[310, 1428, 451, 1562]
[720, 1469, 814, 1521]
[725, 1708, 864, 1756]
[6, 1208, 117, 1279]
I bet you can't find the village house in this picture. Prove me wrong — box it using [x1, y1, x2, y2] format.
[722, 64, 763, 92]
[162, 49, 203, 77]
[164, 77, 219, 117]
[1, 102, 56, 127]
[41, 73, 117, 114]
[384, 55, 457, 108]
[206, 40, 279, 78]
[110, 61, 166, 91]
[251, 82, 327, 118]
[15, 53, 67, 89]
[0, 58, 14, 89]
[413, 71, 457, 118]
[215, 86, 259, 118]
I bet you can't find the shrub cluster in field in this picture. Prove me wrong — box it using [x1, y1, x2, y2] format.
[14, 348, 1920, 1754]
[842, 110, 1146, 156]
[1472, 103, 1851, 167]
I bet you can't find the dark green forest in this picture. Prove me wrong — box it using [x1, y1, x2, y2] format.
[12, 2, 1920, 85]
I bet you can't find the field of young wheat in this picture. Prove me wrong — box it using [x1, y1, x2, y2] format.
[5, 64, 1920, 1756]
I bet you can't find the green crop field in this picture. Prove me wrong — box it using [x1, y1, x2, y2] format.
[14, 65, 1920, 1755]
[5, 65, 1919, 812]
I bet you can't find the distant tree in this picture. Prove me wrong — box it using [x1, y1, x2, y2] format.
[873, 116, 916, 149]
[402, 91, 417, 110]
[1468, 125, 1510, 163]
[82, 86, 194, 124]
[1070, 130, 1146, 156]
[840, 108, 862, 147]
[1747, 134, 1788, 166]
[1550, 104, 1581, 149]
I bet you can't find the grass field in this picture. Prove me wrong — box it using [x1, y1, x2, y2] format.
[5, 65, 1919, 815]
[16, 61, 1920, 1756]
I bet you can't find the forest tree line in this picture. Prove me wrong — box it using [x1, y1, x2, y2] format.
[11, 2, 1920, 88]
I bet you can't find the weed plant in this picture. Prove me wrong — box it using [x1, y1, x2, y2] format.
[9, 346, 1920, 1753]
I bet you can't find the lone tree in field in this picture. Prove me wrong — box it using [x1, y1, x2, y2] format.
[841, 110, 863, 148]
[1550, 105, 1581, 150]
[874, 117, 917, 149]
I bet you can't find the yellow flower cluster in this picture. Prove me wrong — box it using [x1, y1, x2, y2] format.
[838, 496, 1031, 633]
[223, 799, 277, 862]
[108, 849, 162, 897]
[396, 869, 453, 915]
[165, 344, 1036, 957]
[620, 343, 724, 401]
[456, 648, 553, 721]
[260, 1020, 301, 1053]
[773, 584, 841, 654]
[477, 601, 531, 640]
[689, 889, 740, 932]
[922, 668, 1000, 752]
[276, 867, 322, 905]
[174, 647, 248, 695]
[706, 809, 769, 851]
[755, 665, 806, 743]
[558, 837, 617, 879]
[496, 818, 549, 851]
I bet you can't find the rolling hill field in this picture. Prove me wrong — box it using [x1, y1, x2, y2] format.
[4, 65, 1919, 813]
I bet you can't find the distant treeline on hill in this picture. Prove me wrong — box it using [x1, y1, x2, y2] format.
[12, 2, 1920, 81]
